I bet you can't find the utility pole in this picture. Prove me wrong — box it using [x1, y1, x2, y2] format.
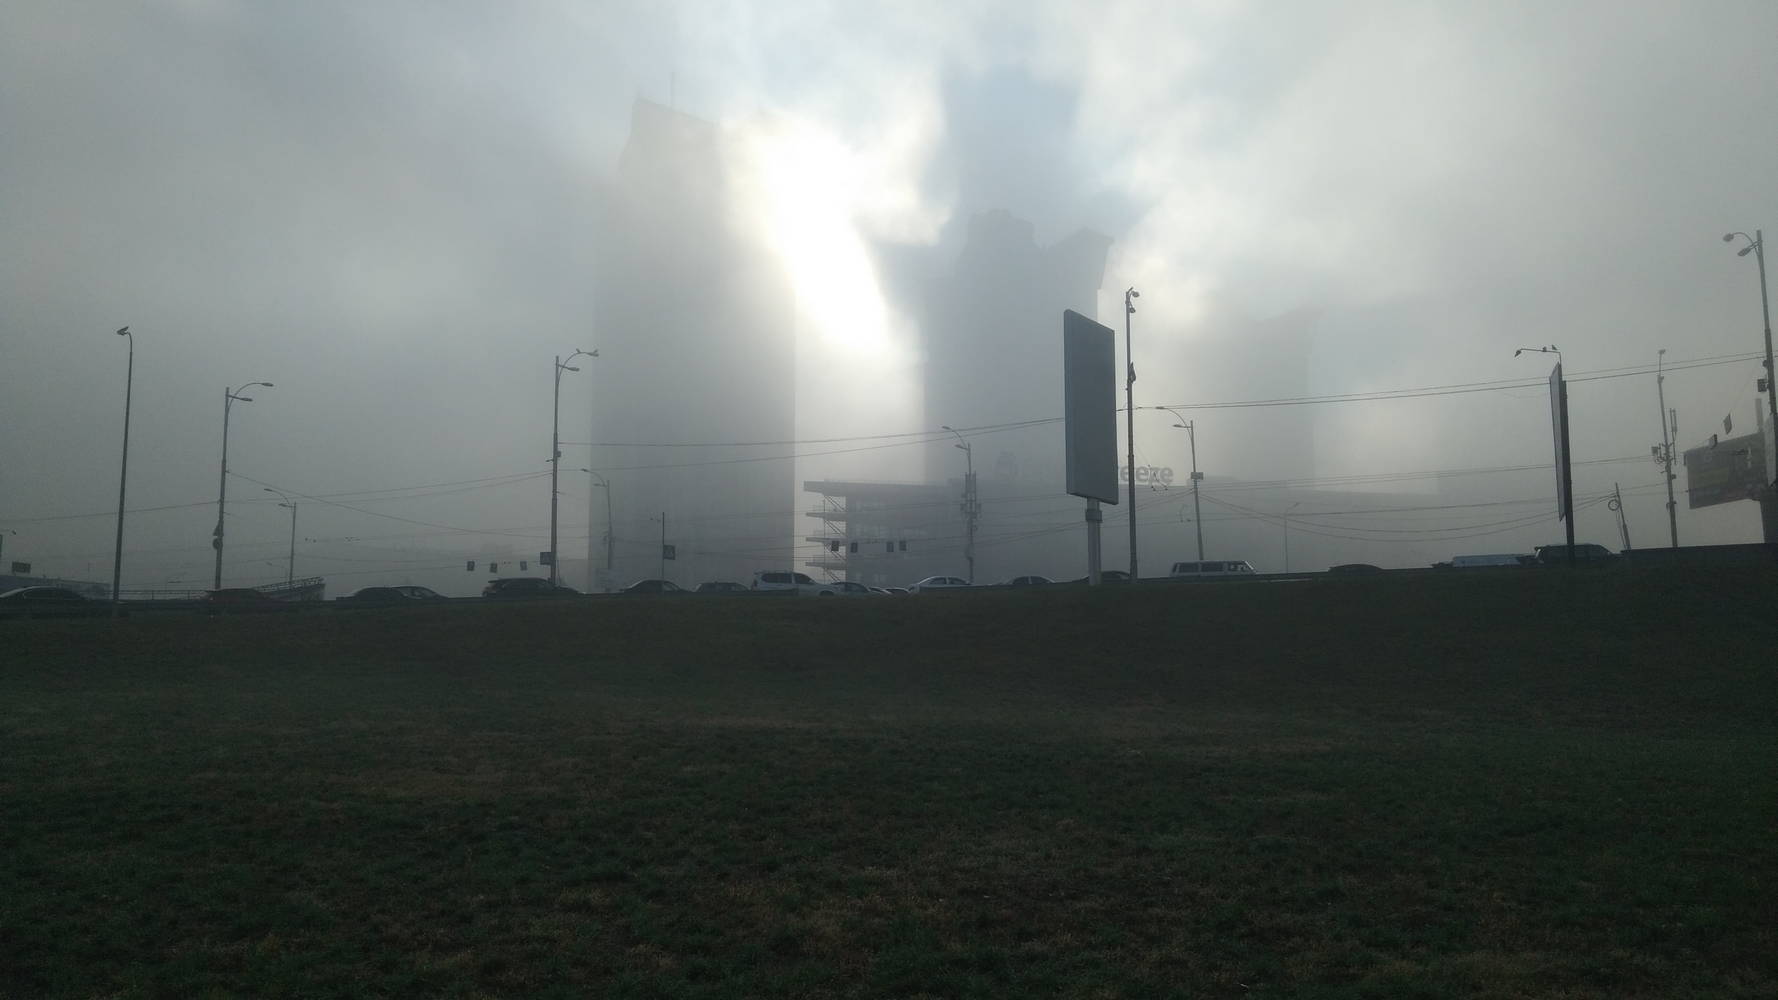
[551, 349, 595, 587]
[1654, 350, 1679, 548]
[1610, 482, 1633, 553]
[112, 326, 134, 613]
[942, 426, 979, 584]
[658, 511, 667, 581]
[1124, 287, 1140, 580]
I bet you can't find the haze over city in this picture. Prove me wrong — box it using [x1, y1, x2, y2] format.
[5, 0, 1777, 594]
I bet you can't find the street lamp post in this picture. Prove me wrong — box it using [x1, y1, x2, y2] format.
[1124, 287, 1140, 580]
[111, 326, 134, 613]
[263, 488, 297, 587]
[1723, 230, 1776, 496]
[1159, 406, 1205, 562]
[213, 380, 274, 590]
[551, 349, 596, 587]
[579, 468, 614, 589]
[942, 425, 978, 584]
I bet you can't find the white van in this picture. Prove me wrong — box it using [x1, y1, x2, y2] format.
[1169, 560, 1257, 579]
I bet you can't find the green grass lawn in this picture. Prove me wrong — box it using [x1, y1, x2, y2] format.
[2, 570, 1774, 998]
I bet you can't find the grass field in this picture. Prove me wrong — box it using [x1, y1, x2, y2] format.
[2, 570, 1774, 998]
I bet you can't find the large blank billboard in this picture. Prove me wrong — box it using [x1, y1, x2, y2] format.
[1548, 363, 1570, 519]
[1063, 309, 1118, 503]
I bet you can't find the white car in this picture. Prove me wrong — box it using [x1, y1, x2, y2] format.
[751, 570, 838, 597]
[908, 575, 970, 592]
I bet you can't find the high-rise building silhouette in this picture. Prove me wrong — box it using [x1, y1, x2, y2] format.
[587, 100, 796, 588]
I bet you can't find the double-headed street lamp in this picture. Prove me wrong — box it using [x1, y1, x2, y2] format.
[578, 468, 614, 587]
[214, 380, 274, 589]
[941, 425, 978, 584]
[111, 326, 134, 613]
[1158, 406, 1204, 562]
[263, 487, 297, 587]
[551, 349, 596, 586]
[1722, 230, 1775, 492]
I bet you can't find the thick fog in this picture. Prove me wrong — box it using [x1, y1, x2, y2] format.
[4, 1, 1777, 593]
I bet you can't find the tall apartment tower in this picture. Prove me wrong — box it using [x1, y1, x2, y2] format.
[586, 100, 796, 588]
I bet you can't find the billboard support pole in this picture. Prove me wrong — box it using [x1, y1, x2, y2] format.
[1086, 500, 1102, 585]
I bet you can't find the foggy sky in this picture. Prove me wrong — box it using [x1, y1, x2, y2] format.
[4, 0, 1777, 592]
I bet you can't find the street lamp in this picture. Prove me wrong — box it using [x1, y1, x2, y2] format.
[578, 468, 614, 589]
[263, 488, 297, 587]
[942, 425, 978, 584]
[1723, 230, 1775, 494]
[213, 380, 274, 590]
[1124, 287, 1140, 580]
[111, 326, 134, 613]
[551, 349, 596, 586]
[1159, 406, 1204, 562]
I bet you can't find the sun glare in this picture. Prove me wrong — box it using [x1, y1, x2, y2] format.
[733, 120, 900, 363]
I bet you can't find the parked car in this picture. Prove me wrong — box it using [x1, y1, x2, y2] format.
[694, 581, 747, 594]
[751, 570, 837, 596]
[908, 576, 970, 592]
[481, 578, 578, 599]
[1327, 563, 1384, 575]
[1531, 543, 1618, 566]
[826, 580, 877, 596]
[622, 579, 685, 595]
[879, 587, 910, 596]
[1169, 560, 1257, 579]
[1001, 575, 1053, 587]
[0, 586, 87, 603]
[1069, 570, 1132, 585]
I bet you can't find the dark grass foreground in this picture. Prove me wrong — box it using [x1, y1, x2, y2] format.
[2, 571, 1774, 998]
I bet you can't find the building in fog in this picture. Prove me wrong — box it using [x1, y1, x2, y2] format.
[804, 210, 1111, 584]
[587, 100, 796, 589]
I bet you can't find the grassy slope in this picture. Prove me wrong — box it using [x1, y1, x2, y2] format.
[1, 570, 1774, 998]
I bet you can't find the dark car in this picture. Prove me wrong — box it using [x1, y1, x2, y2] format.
[202, 588, 282, 614]
[481, 578, 578, 599]
[1328, 563, 1384, 575]
[1002, 575, 1053, 587]
[1070, 570, 1132, 584]
[622, 579, 685, 595]
[0, 586, 92, 617]
[347, 585, 447, 603]
[694, 581, 747, 594]
[1531, 543, 1618, 567]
